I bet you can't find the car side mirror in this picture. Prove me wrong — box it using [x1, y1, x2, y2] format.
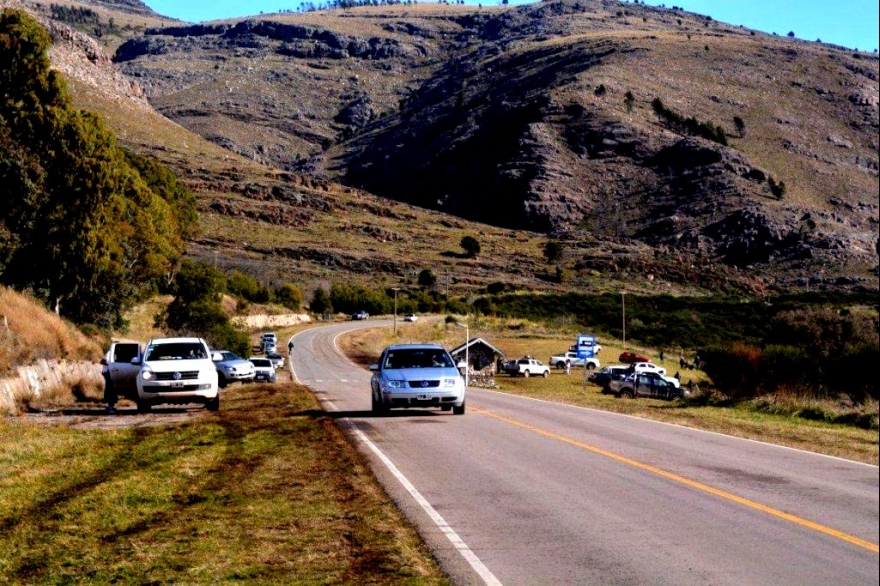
[100, 357, 108, 366]
[369, 363, 379, 371]
[130, 357, 141, 365]
[457, 362, 467, 375]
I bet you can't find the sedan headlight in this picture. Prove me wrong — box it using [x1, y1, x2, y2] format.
[141, 369, 154, 381]
[443, 378, 458, 387]
[384, 380, 405, 390]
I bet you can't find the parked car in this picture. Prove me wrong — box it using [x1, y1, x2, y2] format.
[249, 357, 277, 383]
[501, 357, 551, 378]
[267, 352, 285, 369]
[569, 341, 603, 355]
[263, 341, 278, 355]
[352, 310, 369, 320]
[619, 350, 651, 364]
[628, 361, 667, 377]
[549, 351, 600, 370]
[260, 332, 277, 352]
[136, 337, 219, 412]
[403, 313, 418, 322]
[212, 350, 256, 388]
[589, 365, 631, 392]
[370, 343, 466, 414]
[609, 371, 690, 400]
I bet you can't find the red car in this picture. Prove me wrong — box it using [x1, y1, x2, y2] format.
[619, 351, 650, 364]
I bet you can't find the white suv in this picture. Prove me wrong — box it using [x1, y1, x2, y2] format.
[136, 337, 220, 412]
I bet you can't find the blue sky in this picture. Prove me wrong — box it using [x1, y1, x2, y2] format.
[143, 0, 878, 52]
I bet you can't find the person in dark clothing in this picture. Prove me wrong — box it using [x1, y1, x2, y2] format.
[102, 352, 117, 414]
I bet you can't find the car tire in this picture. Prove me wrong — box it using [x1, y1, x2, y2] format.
[556, 363, 566, 370]
[136, 400, 152, 413]
[218, 373, 228, 389]
[618, 389, 634, 399]
[206, 395, 220, 412]
[542, 370, 549, 378]
[453, 401, 466, 415]
[372, 391, 387, 414]
[586, 363, 596, 371]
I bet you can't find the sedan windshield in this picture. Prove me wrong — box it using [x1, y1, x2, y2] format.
[383, 349, 454, 369]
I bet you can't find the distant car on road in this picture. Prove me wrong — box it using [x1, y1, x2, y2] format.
[403, 313, 418, 322]
[370, 343, 466, 414]
[212, 350, 256, 388]
[249, 357, 277, 383]
[352, 310, 369, 320]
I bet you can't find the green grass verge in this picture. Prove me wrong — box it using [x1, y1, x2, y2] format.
[0, 384, 450, 586]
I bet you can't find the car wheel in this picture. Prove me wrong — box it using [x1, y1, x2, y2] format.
[218, 373, 228, 389]
[618, 389, 634, 399]
[556, 363, 566, 370]
[523, 370, 530, 378]
[372, 391, 387, 414]
[542, 370, 549, 378]
[206, 395, 220, 412]
[136, 400, 152, 413]
[586, 363, 596, 371]
[453, 401, 466, 415]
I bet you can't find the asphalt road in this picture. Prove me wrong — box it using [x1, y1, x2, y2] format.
[289, 320, 879, 586]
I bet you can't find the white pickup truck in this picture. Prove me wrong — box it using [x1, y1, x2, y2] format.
[549, 351, 600, 371]
[502, 357, 551, 378]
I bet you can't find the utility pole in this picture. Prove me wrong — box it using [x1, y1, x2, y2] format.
[392, 287, 400, 335]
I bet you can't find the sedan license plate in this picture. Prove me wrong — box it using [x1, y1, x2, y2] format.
[418, 394, 428, 400]
[171, 381, 184, 388]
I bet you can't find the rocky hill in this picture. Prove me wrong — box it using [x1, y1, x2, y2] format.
[4, 0, 879, 296]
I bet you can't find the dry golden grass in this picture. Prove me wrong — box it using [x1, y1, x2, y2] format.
[0, 384, 451, 585]
[0, 287, 102, 375]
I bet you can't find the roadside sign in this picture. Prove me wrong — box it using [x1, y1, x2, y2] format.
[576, 334, 595, 359]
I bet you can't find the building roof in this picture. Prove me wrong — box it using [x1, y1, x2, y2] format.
[449, 337, 505, 358]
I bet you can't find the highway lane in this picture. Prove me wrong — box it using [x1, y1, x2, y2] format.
[289, 320, 879, 586]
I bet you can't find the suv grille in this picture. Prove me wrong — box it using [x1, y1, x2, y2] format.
[155, 371, 200, 381]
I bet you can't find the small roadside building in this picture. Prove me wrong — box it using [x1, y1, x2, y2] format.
[449, 337, 505, 387]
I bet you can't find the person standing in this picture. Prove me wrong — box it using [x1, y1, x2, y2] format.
[102, 350, 118, 415]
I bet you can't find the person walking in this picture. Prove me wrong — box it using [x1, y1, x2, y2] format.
[564, 360, 571, 376]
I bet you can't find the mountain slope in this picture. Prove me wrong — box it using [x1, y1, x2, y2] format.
[5, 0, 879, 296]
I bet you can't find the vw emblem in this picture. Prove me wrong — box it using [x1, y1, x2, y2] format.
[421, 380, 429, 388]
[173, 372, 182, 381]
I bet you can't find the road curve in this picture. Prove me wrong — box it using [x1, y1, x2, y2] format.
[289, 320, 879, 586]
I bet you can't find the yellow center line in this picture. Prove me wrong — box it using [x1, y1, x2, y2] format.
[471, 406, 879, 553]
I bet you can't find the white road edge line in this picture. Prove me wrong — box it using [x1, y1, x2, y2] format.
[321, 397, 503, 586]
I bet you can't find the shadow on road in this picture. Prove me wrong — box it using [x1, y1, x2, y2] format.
[295, 409, 444, 419]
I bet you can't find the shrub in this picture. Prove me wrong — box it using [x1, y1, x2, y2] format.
[701, 343, 763, 400]
[460, 235, 481, 257]
[274, 283, 303, 311]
